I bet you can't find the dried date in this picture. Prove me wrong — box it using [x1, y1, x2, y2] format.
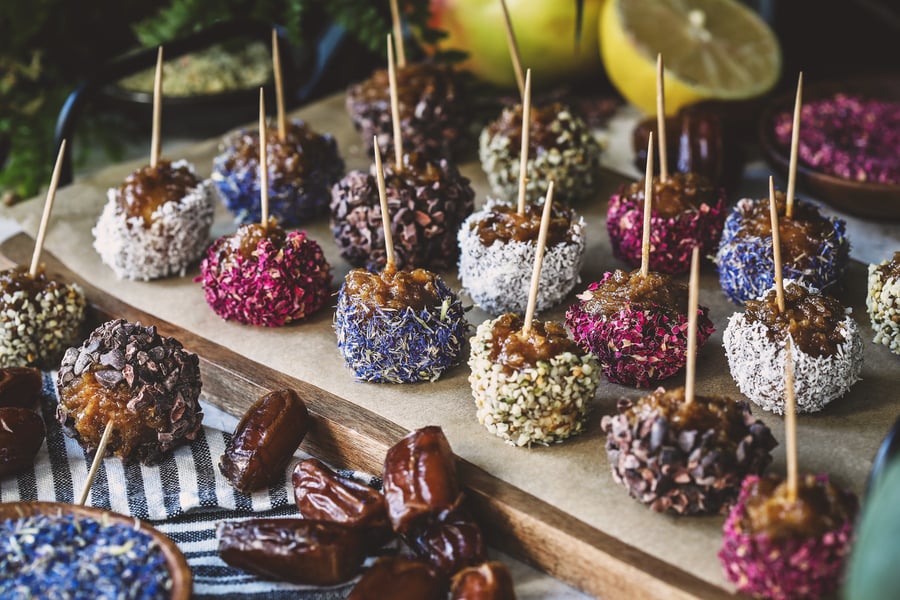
[383, 426, 461, 534]
[451, 562, 517, 600]
[348, 556, 445, 600]
[0, 367, 42, 409]
[219, 389, 310, 493]
[293, 458, 392, 549]
[408, 511, 486, 576]
[217, 518, 364, 585]
[0, 407, 45, 477]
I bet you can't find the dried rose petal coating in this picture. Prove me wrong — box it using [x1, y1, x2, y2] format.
[197, 230, 331, 327]
[774, 93, 900, 184]
[719, 474, 857, 600]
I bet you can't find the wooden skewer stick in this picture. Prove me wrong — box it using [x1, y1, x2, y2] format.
[656, 53, 669, 182]
[78, 419, 114, 506]
[29, 140, 67, 278]
[389, 0, 407, 68]
[272, 28, 287, 141]
[784, 338, 798, 502]
[150, 46, 163, 168]
[768, 176, 785, 313]
[786, 72, 803, 219]
[499, 0, 525, 99]
[259, 88, 269, 230]
[516, 69, 532, 216]
[640, 132, 654, 278]
[373, 138, 396, 268]
[387, 34, 404, 169]
[684, 246, 700, 405]
[522, 180, 555, 337]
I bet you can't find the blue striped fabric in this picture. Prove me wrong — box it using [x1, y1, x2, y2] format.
[0, 373, 374, 598]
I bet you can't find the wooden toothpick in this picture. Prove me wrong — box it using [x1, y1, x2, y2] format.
[786, 72, 803, 219]
[373, 138, 396, 269]
[272, 28, 286, 141]
[516, 69, 532, 216]
[387, 34, 404, 169]
[389, 0, 407, 68]
[656, 53, 668, 182]
[499, 0, 525, 99]
[522, 180, 555, 337]
[150, 46, 163, 168]
[768, 176, 785, 313]
[259, 88, 269, 230]
[640, 132, 654, 278]
[78, 419, 114, 506]
[29, 140, 66, 278]
[684, 246, 700, 405]
[784, 338, 798, 502]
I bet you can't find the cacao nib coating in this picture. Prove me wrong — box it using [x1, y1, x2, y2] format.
[330, 154, 475, 272]
[56, 319, 202, 465]
[601, 389, 777, 515]
[346, 62, 471, 162]
[348, 556, 445, 600]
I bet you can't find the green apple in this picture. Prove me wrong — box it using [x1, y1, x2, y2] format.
[426, 0, 605, 90]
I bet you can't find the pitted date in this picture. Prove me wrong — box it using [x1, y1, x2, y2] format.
[293, 458, 392, 548]
[220, 389, 310, 493]
[0, 367, 43, 409]
[348, 556, 445, 600]
[217, 518, 364, 585]
[408, 512, 486, 576]
[451, 562, 517, 600]
[0, 407, 46, 477]
[383, 426, 460, 534]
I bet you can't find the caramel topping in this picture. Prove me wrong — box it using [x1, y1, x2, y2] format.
[876, 251, 900, 280]
[353, 62, 458, 109]
[344, 264, 440, 312]
[579, 269, 688, 318]
[383, 151, 443, 184]
[62, 372, 164, 459]
[744, 281, 847, 357]
[625, 387, 749, 448]
[218, 218, 286, 262]
[0, 266, 51, 301]
[224, 121, 334, 185]
[474, 202, 572, 246]
[116, 160, 200, 226]
[620, 172, 718, 218]
[486, 101, 577, 153]
[741, 474, 857, 541]
[738, 191, 834, 265]
[487, 313, 580, 372]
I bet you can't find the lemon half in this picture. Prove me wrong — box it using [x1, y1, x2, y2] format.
[600, 0, 782, 115]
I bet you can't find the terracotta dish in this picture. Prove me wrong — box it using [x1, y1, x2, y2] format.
[757, 74, 900, 220]
[0, 501, 192, 600]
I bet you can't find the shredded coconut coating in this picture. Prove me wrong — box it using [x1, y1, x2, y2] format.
[196, 230, 332, 327]
[867, 258, 900, 355]
[93, 160, 216, 281]
[715, 197, 849, 305]
[606, 185, 726, 274]
[212, 122, 344, 225]
[457, 198, 586, 316]
[723, 280, 863, 414]
[478, 108, 603, 204]
[334, 274, 468, 383]
[0, 273, 85, 369]
[330, 160, 475, 273]
[565, 274, 714, 388]
[601, 393, 776, 515]
[719, 475, 856, 600]
[467, 316, 600, 447]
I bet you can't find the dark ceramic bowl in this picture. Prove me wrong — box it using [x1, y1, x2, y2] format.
[757, 75, 900, 220]
[0, 501, 192, 599]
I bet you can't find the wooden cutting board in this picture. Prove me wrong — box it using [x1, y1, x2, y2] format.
[3, 92, 898, 599]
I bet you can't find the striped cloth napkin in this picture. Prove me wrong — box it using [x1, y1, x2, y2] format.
[0, 373, 370, 599]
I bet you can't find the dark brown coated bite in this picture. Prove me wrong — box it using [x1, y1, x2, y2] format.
[0, 367, 43, 408]
[0, 406, 45, 477]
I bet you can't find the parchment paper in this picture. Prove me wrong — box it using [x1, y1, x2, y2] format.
[5, 94, 899, 593]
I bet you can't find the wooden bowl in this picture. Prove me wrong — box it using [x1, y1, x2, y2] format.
[757, 74, 900, 220]
[0, 501, 191, 600]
